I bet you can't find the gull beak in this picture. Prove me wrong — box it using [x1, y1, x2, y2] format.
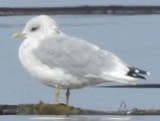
[12, 32, 26, 38]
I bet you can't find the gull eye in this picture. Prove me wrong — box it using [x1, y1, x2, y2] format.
[30, 26, 39, 32]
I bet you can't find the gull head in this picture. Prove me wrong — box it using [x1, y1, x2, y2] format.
[12, 15, 60, 39]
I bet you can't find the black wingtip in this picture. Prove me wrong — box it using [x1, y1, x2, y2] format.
[127, 67, 150, 80]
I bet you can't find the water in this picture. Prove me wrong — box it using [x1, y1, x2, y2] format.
[1, 0, 160, 7]
[0, 10, 160, 121]
[0, 115, 136, 121]
[1, 115, 160, 121]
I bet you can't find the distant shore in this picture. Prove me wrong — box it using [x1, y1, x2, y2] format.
[1, 5, 160, 16]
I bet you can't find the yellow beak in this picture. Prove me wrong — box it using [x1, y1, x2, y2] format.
[12, 32, 25, 38]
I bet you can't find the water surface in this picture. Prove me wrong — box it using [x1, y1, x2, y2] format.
[0, 13, 160, 121]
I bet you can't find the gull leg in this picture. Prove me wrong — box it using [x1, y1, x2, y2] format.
[66, 89, 70, 105]
[55, 85, 60, 104]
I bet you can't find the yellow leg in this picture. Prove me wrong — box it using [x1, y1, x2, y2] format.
[55, 85, 60, 104]
[66, 89, 70, 105]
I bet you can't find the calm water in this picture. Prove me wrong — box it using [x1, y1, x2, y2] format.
[1, 0, 160, 7]
[1, 115, 160, 121]
[0, 12, 160, 121]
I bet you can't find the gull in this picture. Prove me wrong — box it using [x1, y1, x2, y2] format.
[12, 15, 150, 105]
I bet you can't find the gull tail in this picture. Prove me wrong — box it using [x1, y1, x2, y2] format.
[127, 67, 150, 80]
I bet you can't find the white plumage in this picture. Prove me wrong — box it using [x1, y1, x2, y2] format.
[13, 15, 149, 104]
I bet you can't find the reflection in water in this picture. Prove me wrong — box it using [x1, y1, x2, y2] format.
[0, 24, 13, 28]
[0, 22, 108, 29]
[0, 24, 23, 28]
[30, 116, 132, 121]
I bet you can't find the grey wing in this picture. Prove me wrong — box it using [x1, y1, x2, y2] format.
[33, 34, 123, 79]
